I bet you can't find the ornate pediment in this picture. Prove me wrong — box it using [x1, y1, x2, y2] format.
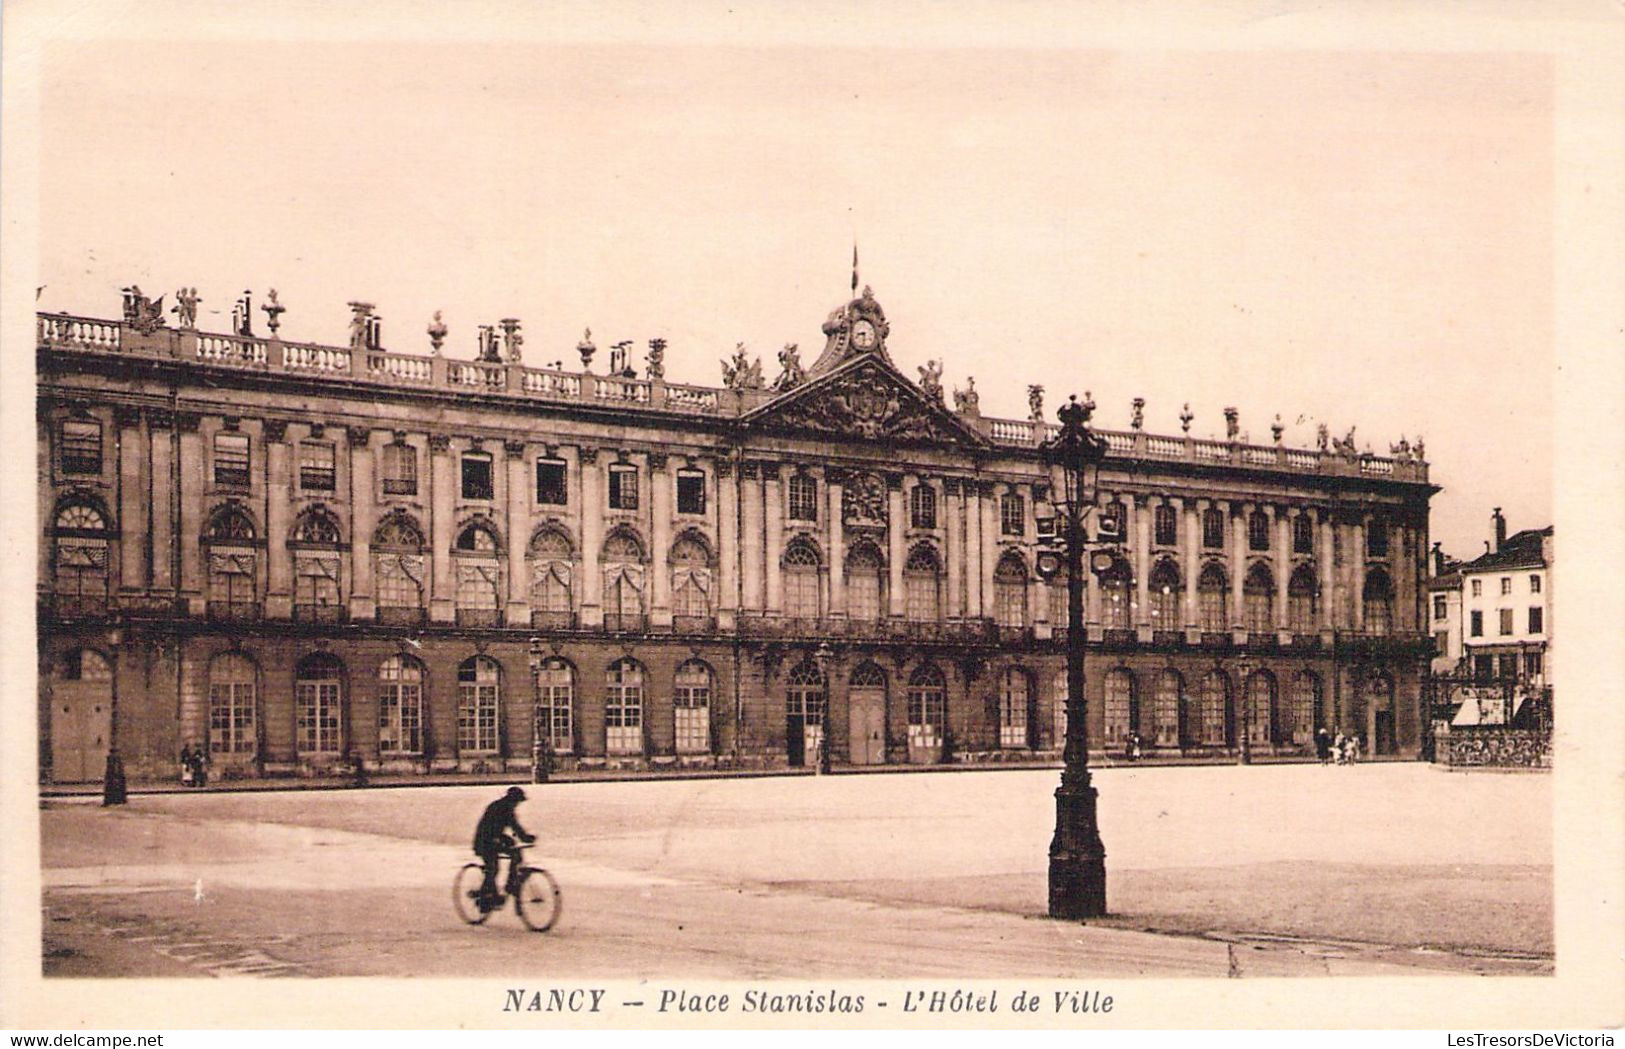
[744, 356, 988, 449]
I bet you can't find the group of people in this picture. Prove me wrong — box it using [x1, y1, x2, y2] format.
[1314, 728, 1365, 765]
[177, 744, 210, 787]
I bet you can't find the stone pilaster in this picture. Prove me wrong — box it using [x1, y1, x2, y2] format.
[115, 407, 147, 591]
[650, 452, 673, 627]
[944, 479, 963, 620]
[348, 426, 377, 620]
[578, 446, 602, 627]
[886, 473, 905, 620]
[764, 463, 783, 616]
[428, 434, 455, 623]
[716, 458, 738, 628]
[503, 439, 530, 626]
[826, 469, 845, 619]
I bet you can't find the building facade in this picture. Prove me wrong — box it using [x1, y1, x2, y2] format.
[1454, 511, 1553, 688]
[37, 286, 1437, 783]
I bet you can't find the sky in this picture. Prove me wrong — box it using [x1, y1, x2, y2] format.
[30, 15, 1553, 557]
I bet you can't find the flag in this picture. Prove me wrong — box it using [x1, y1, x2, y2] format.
[851, 243, 859, 292]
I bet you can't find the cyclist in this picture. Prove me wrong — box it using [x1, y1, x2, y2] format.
[472, 786, 535, 911]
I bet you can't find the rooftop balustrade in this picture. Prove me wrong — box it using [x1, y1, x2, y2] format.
[37, 311, 1429, 483]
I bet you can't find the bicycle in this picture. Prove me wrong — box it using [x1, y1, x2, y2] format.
[453, 843, 562, 932]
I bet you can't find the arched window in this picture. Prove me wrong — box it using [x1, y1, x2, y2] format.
[670, 535, 712, 623]
[909, 483, 937, 529]
[602, 530, 646, 630]
[1153, 503, 1178, 546]
[1200, 670, 1231, 746]
[292, 509, 343, 618]
[994, 552, 1029, 629]
[51, 501, 112, 608]
[454, 523, 502, 626]
[782, 540, 821, 620]
[1292, 670, 1323, 743]
[457, 656, 501, 754]
[786, 660, 827, 767]
[999, 668, 1032, 748]
[373, 512, 426, 621]
[292, 509, 341, 545]
[378, 655, 425, 754]
[537, 658, 574, 754]
[904, 544, 941, 623]
[1202, 507, 1226, 549]
[1197, 563, 1229, 632]
[529, 529, 574, 626]
[1155, 669, 1189, 748]
[1244, 563, 1275, 634]
[1367, 671, 1395, 754]
[787, 473, 818, 522]
[295, 654, 344, 755]
[846, 543, 884, 623]
[1245, 670, 1278, 745]
[605, 659, 644, 755]
[1288, 564, 1319, 633]
[906, 664, 946, 751]
[205, 505, 259, 617]
[1148, 560, 1182, 631]
[1248, 509, 1271, 551]
[1293, 513, 1315, 554]
[208, 652, 257, 757]
[1100, 500, 1127, 542]
[1363, 568, 1394, 635]
[1104, 668, 1138, 745]
[1100, 557, 1132, 630]
[674, 660, 713, 755]
[1048, 569, 1072, 632]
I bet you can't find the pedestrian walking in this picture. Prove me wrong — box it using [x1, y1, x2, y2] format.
[1333, 732, 1347, 765]
[191, 745, 209, 787]
[179, 744, 195, 787]
[1314, 727, 1331, 764]
[1350, 734, 1363, 764]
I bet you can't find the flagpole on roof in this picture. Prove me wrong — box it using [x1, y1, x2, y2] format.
[852, 241, 859, 294]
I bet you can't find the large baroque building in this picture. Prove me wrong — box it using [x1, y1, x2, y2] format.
[37, 285, 1437, 783]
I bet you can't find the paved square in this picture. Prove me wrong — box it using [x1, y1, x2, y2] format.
[40, 764, 1550, 978]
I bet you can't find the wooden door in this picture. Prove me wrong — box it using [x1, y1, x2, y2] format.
[848, 688, 885, 765]
[52, 675, 111, 783]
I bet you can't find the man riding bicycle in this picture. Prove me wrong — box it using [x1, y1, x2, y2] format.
[472, 786, 535, 911]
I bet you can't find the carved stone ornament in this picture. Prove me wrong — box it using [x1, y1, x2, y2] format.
[504, 439, 527, 459]
[760, 462, 781, 481]
[648, 452, 669, 471]
[263, 419, 289, 442]
[176, 412, 202, 433]
[427, 434, 452, 454]
[842, 472, 887, 526]
[345, 425, 372, 447]
[113, 405, 143, 429]
[760, 358, 977, 447]
[121, 285, 167, 335]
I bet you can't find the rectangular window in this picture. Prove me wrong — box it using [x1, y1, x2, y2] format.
[1498, 608, 1513, 636]
[910, 484, 937, 530]
[1473, 655, 1494, 681]
[676, 471, 706, 515]
[1498, 654, 1518, 679]
[60, 420, 103, 475]
[1525, 651, 1543, 679]
[461, 454, 493, 500]
[1470, 610, 1483, 637]
[1432, 594, 1447, 620]
[1500, 577, 1512, 596]
[1000, 493, 1025, 537]
[1529, 574, 1541, 594]
[1528, 606, 1543, 634]
[1202, 510, 1225, 549]
[1470, 579, 1482, 597]
[1366, 523, 1389, 558]
[299, 441, 336, 491]
[214, 432, 250, 487]
[1434, 630, 1449, 657]
[609, 465, 639, 510]
[382, 443, 417, 496]
[787, 474, 818, 522]
[1153, 505, 1178, 547]
[536, 460, 568, 505]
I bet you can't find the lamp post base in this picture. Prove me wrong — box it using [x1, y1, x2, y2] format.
[1047, 781, 1107, 919]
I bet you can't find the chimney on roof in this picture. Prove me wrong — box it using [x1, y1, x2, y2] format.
[1431, 541, 1445, 577]
[1492, 507, 1506, 552]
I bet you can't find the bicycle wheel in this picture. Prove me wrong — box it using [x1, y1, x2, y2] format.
[514, 867, 561, 932]
[453, 863, 493, 926]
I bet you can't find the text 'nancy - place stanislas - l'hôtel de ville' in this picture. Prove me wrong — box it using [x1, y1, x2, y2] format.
[36, 282, 1437, 784]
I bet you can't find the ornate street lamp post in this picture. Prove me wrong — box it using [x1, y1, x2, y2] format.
[528, 637, 552, 784]
[1235, 651, 1255, 765]
[813, 641, 834, 775]
[1038, 394, 1111, 919]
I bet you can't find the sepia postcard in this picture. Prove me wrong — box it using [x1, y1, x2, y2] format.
[2, 0, 1622, 1033]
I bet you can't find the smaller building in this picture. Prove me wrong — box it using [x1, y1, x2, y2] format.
[1455, 510, 1553, 688]
[1425, 549, 1463, 676]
